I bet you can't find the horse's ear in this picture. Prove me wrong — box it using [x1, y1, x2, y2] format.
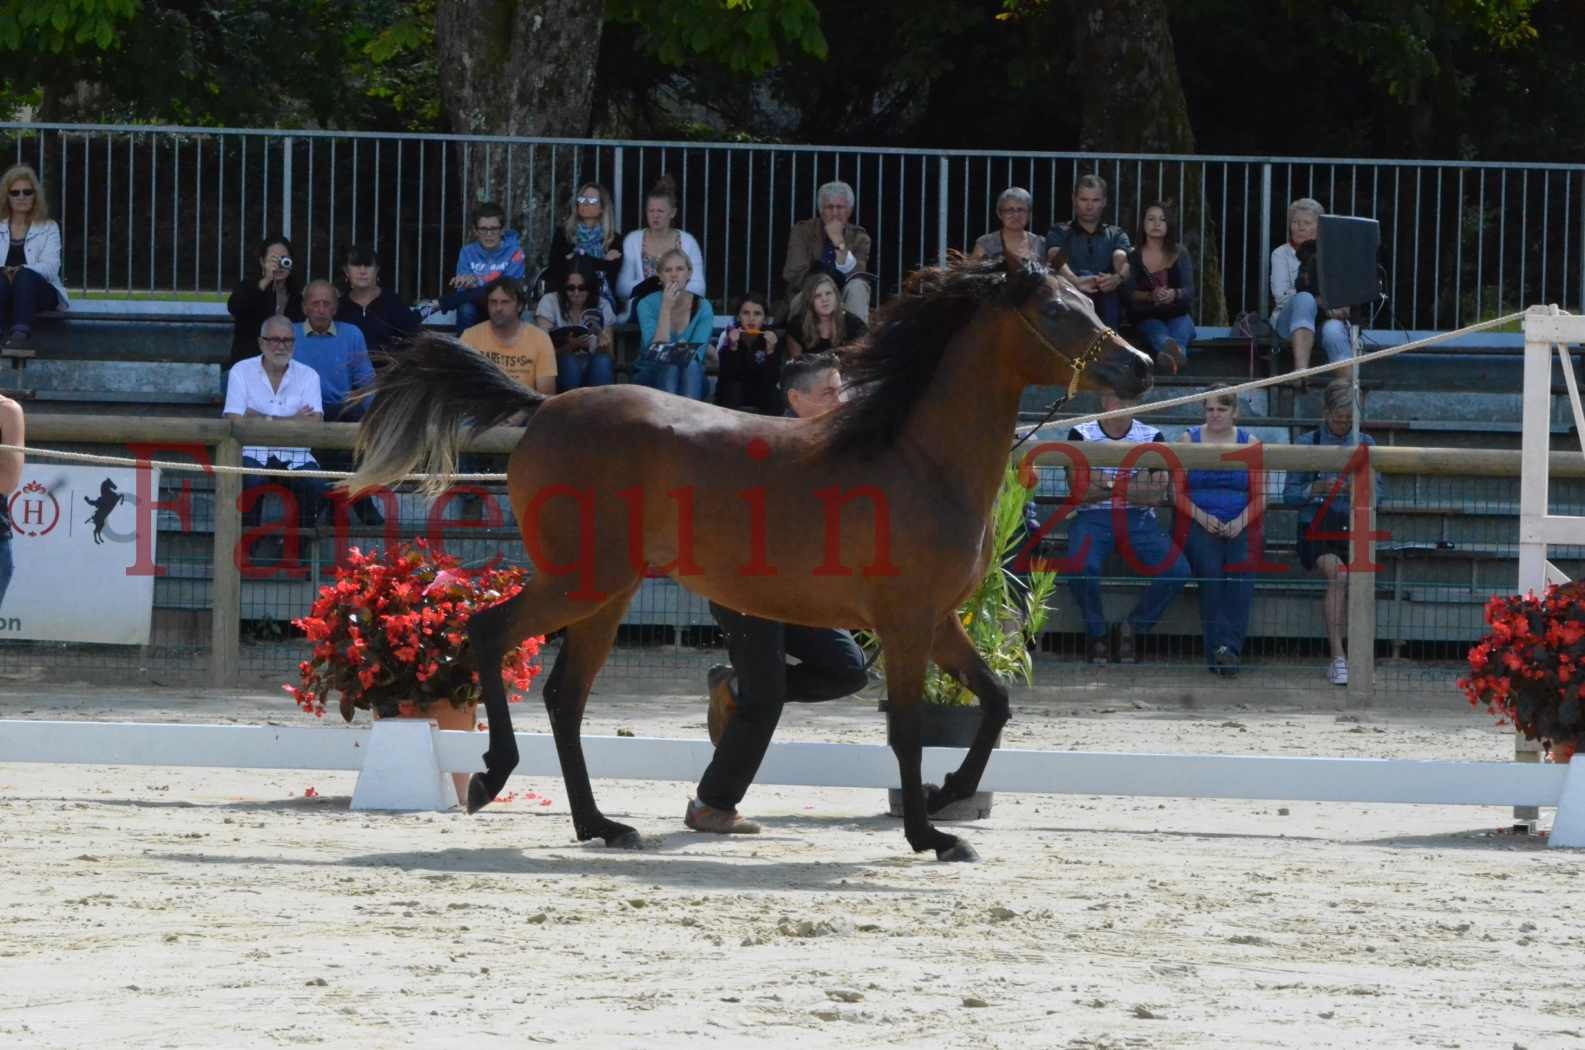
[1046, 246, 1069, 273]
[1005, 263, 1047, 304]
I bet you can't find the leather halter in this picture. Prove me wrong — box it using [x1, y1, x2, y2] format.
[1012, 306, 1121, 397]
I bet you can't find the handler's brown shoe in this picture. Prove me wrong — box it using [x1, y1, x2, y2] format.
[685, 798, 761, 834]
[706, 664, 737, 747]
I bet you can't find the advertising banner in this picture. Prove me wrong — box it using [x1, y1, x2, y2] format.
[3, 463, 158, 644]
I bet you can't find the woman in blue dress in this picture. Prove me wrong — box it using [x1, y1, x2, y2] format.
[1176, 385, 1257, 675]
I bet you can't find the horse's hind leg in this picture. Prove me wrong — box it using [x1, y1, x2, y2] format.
[881, 629, 978, 863]
[467, 575, 609, 813]
[924, 614, 1010, 815]
[539, 580, 643, 848]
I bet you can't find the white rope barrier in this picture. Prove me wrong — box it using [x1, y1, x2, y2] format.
[1047, 309, 1533, 433]
[0, 442, 506, 482]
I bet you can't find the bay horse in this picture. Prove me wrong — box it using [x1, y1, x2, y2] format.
[348, 259, 1152, 862]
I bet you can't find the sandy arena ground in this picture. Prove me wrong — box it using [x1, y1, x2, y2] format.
[0, 677, 1579, 1049]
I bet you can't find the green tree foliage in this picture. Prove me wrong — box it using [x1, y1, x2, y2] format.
[0, 0, 1577, 164]
[0, 0, 139, 52]
[606, 0, 826, 76]
[0, 0, 439, 128]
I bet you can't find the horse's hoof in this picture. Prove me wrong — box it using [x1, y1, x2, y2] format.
[924, 782, 954, 815]
[936, 841, 980, 863]
[465, 774, 494, 815]
[606, 828, 645, 850]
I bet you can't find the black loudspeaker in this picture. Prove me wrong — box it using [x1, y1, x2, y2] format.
[1316, 215, 1380, 308]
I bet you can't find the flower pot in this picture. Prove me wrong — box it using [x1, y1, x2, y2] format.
[372, 699, 478, 807]
[880, 701, 997, 821]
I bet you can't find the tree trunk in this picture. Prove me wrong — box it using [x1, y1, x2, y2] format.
[436, 0, 606, 265]
[1073, 0, 1227, 324]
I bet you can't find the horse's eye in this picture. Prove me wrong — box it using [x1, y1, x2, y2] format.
[1041, 299, 1065, 318]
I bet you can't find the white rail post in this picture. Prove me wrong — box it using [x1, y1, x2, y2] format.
[936, 156, 950, 266]
[280, 136, 293, 240]
[1515, 306, 1585, 829]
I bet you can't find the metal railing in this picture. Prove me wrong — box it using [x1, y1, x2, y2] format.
[5, 122, 1584, 329]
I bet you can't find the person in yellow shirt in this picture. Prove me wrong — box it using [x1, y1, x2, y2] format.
[459, 277, 557, 394]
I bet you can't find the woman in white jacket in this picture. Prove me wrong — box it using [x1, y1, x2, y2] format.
[615, 175, 705, 308]
[0, 165, 69, 348]
[1269, 196, 1349, 384]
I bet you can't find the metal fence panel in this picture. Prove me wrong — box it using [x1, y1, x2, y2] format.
[6, 123, 1582, 328]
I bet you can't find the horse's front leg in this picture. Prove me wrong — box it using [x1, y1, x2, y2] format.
[881, 632, 979, 863]
[924, 613, 1010, 814]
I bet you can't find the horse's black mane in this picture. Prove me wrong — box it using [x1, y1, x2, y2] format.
[824, 257, 1047, 460]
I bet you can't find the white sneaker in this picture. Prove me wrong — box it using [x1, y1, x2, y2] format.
[1328, 657, 1349, 686]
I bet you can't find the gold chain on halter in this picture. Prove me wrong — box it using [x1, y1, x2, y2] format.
[1012, 307, 1120, 397]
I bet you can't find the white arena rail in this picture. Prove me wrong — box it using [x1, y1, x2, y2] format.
[2, 718, 1582, 848]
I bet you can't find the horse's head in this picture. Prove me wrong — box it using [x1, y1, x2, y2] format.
[1007, 267, 1153, 400]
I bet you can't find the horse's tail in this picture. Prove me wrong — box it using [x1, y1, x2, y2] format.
[344, 332, 545, 498]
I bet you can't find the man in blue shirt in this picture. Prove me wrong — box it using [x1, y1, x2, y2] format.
[294, 280, 382, 525]
[293, 280, 375, 423]
[1046, 174, 1131, 327]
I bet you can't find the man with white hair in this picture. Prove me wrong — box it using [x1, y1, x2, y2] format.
[224, 315, 328, 561]
[781, 180, 872, 320]
[293, 279, 375, 422]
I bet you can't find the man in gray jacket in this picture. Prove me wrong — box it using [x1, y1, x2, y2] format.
[782, 180, 873, 320]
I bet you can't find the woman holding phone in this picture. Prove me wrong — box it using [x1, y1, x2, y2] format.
[713, 291, 782, 413]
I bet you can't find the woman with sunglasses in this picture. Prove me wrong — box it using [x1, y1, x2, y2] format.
[536, 256, 616, 391]
[0, 165, 69, 349]
[547, 182, 622, 311]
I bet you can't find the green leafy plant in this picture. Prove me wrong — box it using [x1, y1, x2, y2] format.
[862, 462, 1057, 706]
